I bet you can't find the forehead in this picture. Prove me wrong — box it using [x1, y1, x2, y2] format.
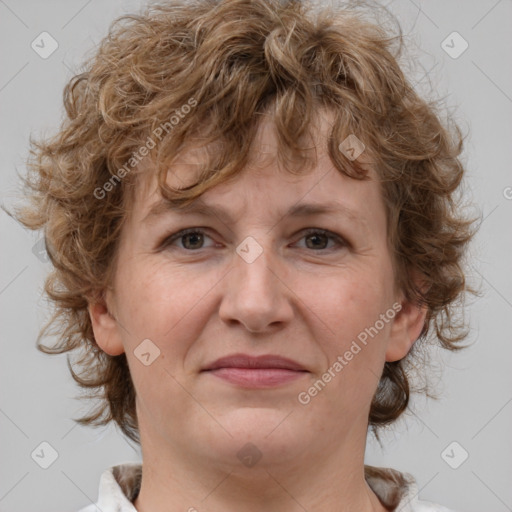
[128, 110, 382, 229]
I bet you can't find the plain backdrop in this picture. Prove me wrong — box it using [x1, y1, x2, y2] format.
[1, 1, 511, 511]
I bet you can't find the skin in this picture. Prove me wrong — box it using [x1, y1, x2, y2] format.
[89, 110, 427, 512]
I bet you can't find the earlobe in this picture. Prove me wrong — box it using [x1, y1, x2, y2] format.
[385, 298, 428, 362]
[88, 297, 125, 356]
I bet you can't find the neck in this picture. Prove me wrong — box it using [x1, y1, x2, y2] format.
[132, 417, 387, 512]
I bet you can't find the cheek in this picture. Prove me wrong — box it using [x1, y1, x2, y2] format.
[304, 268, 392, 346]
[114, 258, 217, 351]
[297, 264, 395, 405]
[115, 260, 215, 414]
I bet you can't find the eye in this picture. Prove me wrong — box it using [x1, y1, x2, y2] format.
[161, 228, 215, 250]
[160, 227, 348, 252]
[293, 228, 347, 251]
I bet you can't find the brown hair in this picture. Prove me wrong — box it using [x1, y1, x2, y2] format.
[9, 0, 478, 444]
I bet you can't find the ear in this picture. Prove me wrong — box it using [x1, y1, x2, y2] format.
[385, 293, 428, 363]
[88, 291, 125, 356]
[386, 272, 428, 362]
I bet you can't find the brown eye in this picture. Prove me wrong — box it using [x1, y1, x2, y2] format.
[161, 228, 214, 251]
[295, 229, 347, 251]
[181, 232, 205, 250]
[305, 232, 330, 250]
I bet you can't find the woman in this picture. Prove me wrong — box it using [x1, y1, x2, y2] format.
[12, 0, 476, 510]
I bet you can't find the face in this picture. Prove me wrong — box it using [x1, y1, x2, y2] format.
[90, 110, 426, 471]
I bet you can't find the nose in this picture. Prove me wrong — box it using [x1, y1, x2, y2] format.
[218, 239, 294, 334]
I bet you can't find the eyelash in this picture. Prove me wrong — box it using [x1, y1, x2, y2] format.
[160, 227, 348, 252]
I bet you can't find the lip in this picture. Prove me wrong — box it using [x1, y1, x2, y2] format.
[203, 354, 307, 372]
[202, 354, 308, 388]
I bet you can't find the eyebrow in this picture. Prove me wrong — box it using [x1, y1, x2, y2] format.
[142, 198, 368, 228]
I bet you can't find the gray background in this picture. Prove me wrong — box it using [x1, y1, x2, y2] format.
[1, 1, 511, 511]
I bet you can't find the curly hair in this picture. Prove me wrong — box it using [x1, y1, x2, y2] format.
[9, 0, 477, 445]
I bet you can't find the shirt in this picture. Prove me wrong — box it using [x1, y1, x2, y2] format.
[77, 463, 457, 512]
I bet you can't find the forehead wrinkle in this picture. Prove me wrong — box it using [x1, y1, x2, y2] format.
[142, 196, 370, 234]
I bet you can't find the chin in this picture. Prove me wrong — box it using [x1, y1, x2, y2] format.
[206, 408, 310, 466]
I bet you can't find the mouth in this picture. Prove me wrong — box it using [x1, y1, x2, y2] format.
[202, 354, 309, 388]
